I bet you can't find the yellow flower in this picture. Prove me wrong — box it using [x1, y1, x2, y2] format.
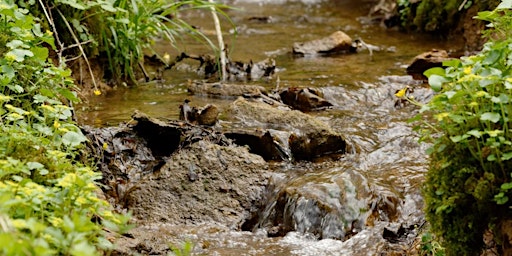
[395, 87, 408, 98]
[7, 113, 24, 120]
[475, 91, 488, 97]
[0, 94, 12, 102]
[469, 102, 479, 108]
[435, 112, 450, 121]
[163, 53, 171, 64]
[11, 219, 28, 229]
[4, 52, 17, 62]
[463, 66, 472, 75]
[53, 120, 60, 129]
[40, 105, 56, 112]
[103, 142, 108, 150]
[45, 30, 53, 36]
[48, 216, 63, 227]
[93, 90, 102, 96]
[75, 196, 88, 205]
[57, 173, 77, 188]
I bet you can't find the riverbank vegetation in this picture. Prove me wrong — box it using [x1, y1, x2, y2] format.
[413, 1, 512, 254]
[0, 0, 227, 254]
[397, 0, 500, 33]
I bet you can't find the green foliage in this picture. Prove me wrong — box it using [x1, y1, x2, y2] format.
[0, 3, 130, 254]
[420, 230, 446, 256]
[15, 0, 230, 82]
[416, 3, 512, 255]
[397, 0, 500, 33]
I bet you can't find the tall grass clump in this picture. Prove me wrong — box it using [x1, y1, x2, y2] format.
[0, 3, 130, 254]
[18, 0, 230, 83]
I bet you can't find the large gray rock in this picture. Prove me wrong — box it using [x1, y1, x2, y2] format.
[223, 98, 347, 160]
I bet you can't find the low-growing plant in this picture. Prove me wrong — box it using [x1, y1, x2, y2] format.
[408, 1, 512, 254]
[0, 3, 130, 254]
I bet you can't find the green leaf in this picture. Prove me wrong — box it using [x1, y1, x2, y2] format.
[483, 49, 501, 65]
[502, 152, 512, 161]
[466, 129, 482, 138]
[480, 112, 500, 123]
[428, 75, 448, 92]
[62, 131, 87, 148]
[424, 67, 446, 78]
[27, 162, 44, 170]
[501, 182, 512, 190]
[442, 59, 461, 67]
[450, 134, 469, 143]
[7, 49, 34, 62]
[495, 192, 509, 205]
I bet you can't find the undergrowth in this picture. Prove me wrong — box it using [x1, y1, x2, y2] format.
[406, 1, 512, 254]
[0, 3, 130, 254]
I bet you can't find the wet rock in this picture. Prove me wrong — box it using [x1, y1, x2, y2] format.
[132, 111, 183, 157]
[279, 87, 333, 111]
[253, 169, 374, 240]
[187, 81, 267, 98]
[124, 140, 270, 227]
[224, 129, 290, 161]
[406, 49, 453, 80]
[224, 98, 346, 160]
[293, 31, 356, 55]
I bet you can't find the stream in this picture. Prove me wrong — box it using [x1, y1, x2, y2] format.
[77, 0, 464, 255]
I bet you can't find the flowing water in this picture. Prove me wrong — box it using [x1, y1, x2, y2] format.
[77, 0, 464, 254]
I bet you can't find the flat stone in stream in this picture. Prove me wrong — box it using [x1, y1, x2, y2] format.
[293, 31, 355, 55]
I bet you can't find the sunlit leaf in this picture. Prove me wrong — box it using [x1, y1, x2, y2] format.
[480, 112, 500, 123]
[62, 131, 87, 148]
[424, 67, 446, 78]
[502, 152, 512, 161]
[466, 129, 482, 138]
[428, 75, 448, 92]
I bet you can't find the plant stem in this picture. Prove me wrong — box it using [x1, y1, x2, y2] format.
[208, 0, 227, 82]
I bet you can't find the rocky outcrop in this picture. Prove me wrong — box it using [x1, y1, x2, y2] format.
[223, 98, 347, 160]
[293, 31, 356, 55]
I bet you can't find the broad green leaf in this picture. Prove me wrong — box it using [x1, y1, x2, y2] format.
[424, 67, 446, 78]
[450, 134, 469, 143]
[7, 48, 34, 62]
[27, 161, 44, 170]
[466, 129, 482, 138]
[502, 152, 512, 161]
[483, 49, 501, 65]
[428, 75, 448, 92]
[480, 112, 500, 123]
[502, 182, 512, 190]
[495, 192, 509, 205]
[62, 131, 87, 148]
[442, 59, 461, 67]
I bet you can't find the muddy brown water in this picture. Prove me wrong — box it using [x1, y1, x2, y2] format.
[77, 0, 463, 255]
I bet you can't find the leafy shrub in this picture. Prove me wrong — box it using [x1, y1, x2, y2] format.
[415, 2, 512, 254]
[0, 3, 130, 254]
